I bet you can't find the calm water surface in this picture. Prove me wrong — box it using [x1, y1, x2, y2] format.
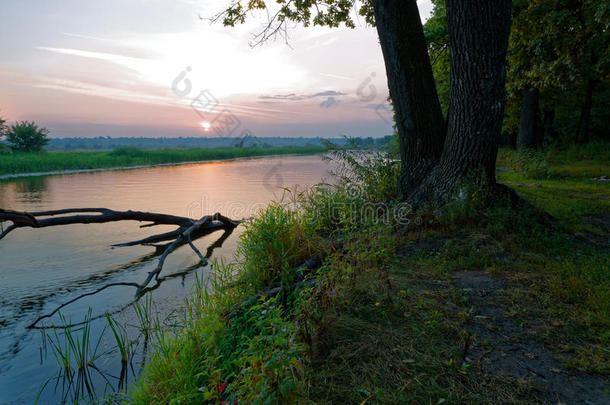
[0, 155, 330, 404]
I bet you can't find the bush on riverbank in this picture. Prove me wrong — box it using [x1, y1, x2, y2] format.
[131, 142, 609, 403]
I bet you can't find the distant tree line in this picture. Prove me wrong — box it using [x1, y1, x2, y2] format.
[43, 135, 393, 151]
[0, 120, 395, 153]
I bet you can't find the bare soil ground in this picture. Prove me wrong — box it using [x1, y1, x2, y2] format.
[453, 270, 609, 405]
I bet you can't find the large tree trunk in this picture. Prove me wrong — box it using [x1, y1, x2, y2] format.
[371, 0, 446, 196]
[408, 0, 513, 204]
[517, 88, 540, 149]
[576, 78, 596, 144]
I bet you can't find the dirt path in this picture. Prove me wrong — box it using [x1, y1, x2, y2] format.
[453, 270, 609, 405]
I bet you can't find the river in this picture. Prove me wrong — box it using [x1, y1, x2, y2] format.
[0, 154, 330, 404]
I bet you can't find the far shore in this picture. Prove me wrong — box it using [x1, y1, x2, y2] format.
[0, 146, 326, 179]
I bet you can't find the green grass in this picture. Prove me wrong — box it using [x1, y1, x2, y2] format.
[497, 141, 610, 179]
[0, 145, 325, 176]
[131, 142, 610, 403]
[496, 143, 610, 233]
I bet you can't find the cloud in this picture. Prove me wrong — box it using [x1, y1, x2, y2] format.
[36, 47, 149, 73]
[259, 93, 306, 101]
[259, 90, 345, 102]
[320, 96, 339, 108]
[312, 90, 345, 97]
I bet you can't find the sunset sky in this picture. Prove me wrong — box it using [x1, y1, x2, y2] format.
[0, 1, 433, 138]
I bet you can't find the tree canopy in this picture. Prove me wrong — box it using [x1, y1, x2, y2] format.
[424, 0, 610, 145]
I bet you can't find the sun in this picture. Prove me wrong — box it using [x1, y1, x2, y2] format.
[200, 121, 211, 131]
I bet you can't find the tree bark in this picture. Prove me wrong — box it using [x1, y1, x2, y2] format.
[408, 0, 513, 204]
[517, 88, 540, 149]
[576, 78, 596, 144]
[371, 0, 446, 196]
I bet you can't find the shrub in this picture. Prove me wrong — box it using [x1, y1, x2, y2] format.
[5, 121, 50, 152]
[0, 115, 6, 137]
[325, 147, 401, 204]
[0, 143, 11, 155]
[108, 146, 146, 158]
[298, 146, 403, 234]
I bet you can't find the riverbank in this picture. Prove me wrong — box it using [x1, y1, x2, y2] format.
[130, 143, 609, 403]
[0, 146, 326, 177]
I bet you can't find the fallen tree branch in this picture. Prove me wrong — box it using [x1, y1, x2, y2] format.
[0, 207, 241, 327]
[0, 208, 239, 241]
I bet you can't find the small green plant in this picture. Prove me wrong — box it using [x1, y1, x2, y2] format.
[133, 295, 154, 343]
[106, 313, 135, 364]
[106, 313, 138, 391]
[38, 310, 107, 403]
[5, 121, 50, 152]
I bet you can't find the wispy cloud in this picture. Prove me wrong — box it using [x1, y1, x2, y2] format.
[259, 90, 345, 102]
[36, 47, 154, 77]
[319, 72, 353, 81]
[32, 76, 172, 106]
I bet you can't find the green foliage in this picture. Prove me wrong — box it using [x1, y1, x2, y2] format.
[5, 121, 50, 152]
[326, 146, 401, 203]
[219, 0, 371, 31]
[507, 0, 610, 141]
[131, 263, 305, 404]
[230, 299, 304, 402]
[237, 204, 314, 290]
[39, 310, 109, 402]
[508, 0, 609, 93]
[131, 148, 401, 403]
[424, 0, 610, 142]
[298, 144, 403, 235]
